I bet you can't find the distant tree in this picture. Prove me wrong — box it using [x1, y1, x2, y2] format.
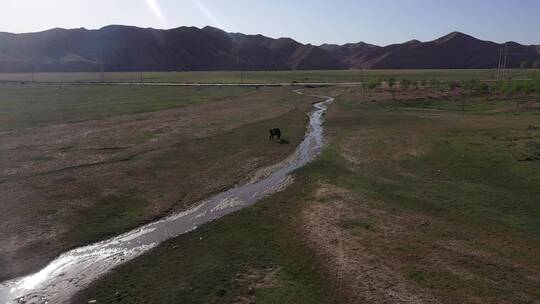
[525, 82, 535, 94]
[429, 78, 440, 90]
[386, 78, 397, 101]
[534, 77, 540, 93]
[464, 79, 480, 95]
[501, 81, 514, 96]
[480, 82, 490, 94]
[400, 79, 412, 90]
[521, 60, 530, 69]
[367, 80, 379, 89]
[448, 80, 461, 91]
[534, 60, 540, 69]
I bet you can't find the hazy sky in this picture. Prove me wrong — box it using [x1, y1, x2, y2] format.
[2, 0, 539, 46]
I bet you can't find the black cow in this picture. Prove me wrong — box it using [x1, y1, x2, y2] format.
[269, 128, 281, 141]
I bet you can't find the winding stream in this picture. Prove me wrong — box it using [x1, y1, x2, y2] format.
[0, 93, 333, 304]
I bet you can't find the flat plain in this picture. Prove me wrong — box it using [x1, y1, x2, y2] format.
[0, 84, 313, 280]
[0, 69, 539, 84]
[77, 77, 540, 304]
[1, 71, 539, 304]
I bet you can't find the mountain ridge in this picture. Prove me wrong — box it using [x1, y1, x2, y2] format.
[0, 26, 538, 72]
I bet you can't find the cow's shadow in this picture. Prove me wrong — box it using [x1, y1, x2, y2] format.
[277, 139, 290, 144]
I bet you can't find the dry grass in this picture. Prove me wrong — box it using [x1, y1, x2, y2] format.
[55, 86, 540, 304]
[302, 184, 440, 303]
[0, 86, 313, 280]
[298, 87, 540, 303]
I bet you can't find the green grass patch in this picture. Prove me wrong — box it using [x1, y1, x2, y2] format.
[2, 69, 539, 84]
[407, 270, 426, 282]
[69, 195, 152, 243]
[321, 93, 540, 237]
[63, 108, 309, 249]
[76, 173, 337, 304]
[338, 218, 375, 232]
[73, 88, 540, 303]
[0, 84, 256, 130]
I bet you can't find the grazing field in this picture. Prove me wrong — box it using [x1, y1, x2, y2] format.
[78, 86, 540, 303]
[0, 69, 539, 84]
[0, 84, 313, 280]
[0, 84, 252, 130]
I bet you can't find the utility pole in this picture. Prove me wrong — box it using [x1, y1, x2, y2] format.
[99, 52, 105, 83]
[502, 43, 509, 80]
[360, 68, 365, 96]
[30, 63, 35, 82]
[496, 48, 503, 81]
[139, 71, 143, 83]
[100, 64, 105, 83]
[235, 54, 244, 85]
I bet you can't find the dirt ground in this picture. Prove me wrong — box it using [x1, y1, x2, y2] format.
[72, 86, 540, 304]
[302, 182, 540, 303]
[299, 88, 540, 303]
[0, 86, 312, 281]
[302, 183, 440, 303]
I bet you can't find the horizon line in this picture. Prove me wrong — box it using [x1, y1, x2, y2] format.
[1, 24, 539, 47]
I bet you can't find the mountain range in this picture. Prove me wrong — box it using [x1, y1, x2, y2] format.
[0, 25, 539, 72]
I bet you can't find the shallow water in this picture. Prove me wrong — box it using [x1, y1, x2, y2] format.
[0, 93, 333, 304]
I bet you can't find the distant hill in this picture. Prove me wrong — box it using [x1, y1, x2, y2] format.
[0, 26, 345, 72]
[0, 26, 538, 72]
[324, 32, 540, 69]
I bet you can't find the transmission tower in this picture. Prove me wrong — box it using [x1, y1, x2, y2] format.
[502, 43, 509, 79]
[99, 52, 105, 83]
[496, 47, 503, 81]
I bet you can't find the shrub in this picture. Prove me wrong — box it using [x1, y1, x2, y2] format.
[400, 79, 412, 90]
[387, 78, 396, 88]
[479, 82, 490, 94]
[448, 80, 461, 90]
[534, 77, 540, 92]
[367, 80, 379, 89]
[463, 79, 481, 94]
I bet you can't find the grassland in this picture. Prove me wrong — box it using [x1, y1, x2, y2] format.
[77, 85, 540, 303]
[74, 176, 334, 304]
[2, 70, 539, 303]
[0, 84, 313, 281]
[0, 84, 253, 130]
[0, 69, 539, 84]
[309, 89, 540, 303]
